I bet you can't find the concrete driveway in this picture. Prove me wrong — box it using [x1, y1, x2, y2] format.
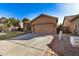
[0, 32, 7, 36]
[0, 33, 53, 56]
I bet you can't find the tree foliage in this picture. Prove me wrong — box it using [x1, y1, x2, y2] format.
[57, 24, 63, 33]
[7, 18, 20, 27]
[0, 17, 20, 27]
[22, 18, 29, 22]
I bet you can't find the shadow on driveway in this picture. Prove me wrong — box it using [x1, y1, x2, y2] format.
[7, 32, 54, 40]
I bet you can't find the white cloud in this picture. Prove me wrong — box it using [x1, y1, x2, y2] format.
[61, 3, 79, 15]
[56, 3, 79, 24]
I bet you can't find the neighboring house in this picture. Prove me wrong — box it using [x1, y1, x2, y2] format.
[31, 14, 58, 34]
[63, 14, 79, 34]
[0, 18, 8, 31]
[23, 21, 31, 32]
[0, 18, 7, 26]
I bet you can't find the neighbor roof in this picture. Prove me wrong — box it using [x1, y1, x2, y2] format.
[64, 14, 79, 22]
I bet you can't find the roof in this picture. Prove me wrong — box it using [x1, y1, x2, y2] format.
[31, 14, 58, 23]
[23, 21, 30, 24]
[70, 14, 79, 21]
[64, 14, 79, 22]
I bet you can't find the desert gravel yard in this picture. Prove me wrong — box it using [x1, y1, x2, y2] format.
[0, 33, 54, 56]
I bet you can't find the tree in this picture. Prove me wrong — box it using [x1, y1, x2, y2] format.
[57, 24, 63, 33]
[22, 18, 29, 22]
[0, 17, 20, 32]
[8, 18, 20, 27]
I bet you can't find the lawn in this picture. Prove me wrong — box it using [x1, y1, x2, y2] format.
[0, 32, 25, 40]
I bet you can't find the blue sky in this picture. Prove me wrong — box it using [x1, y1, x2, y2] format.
[0, 3, 79, 24]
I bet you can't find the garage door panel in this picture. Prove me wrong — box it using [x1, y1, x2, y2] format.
[34, 24, 56, 33]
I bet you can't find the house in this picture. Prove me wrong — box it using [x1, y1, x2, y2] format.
[63, 14, 79, 34]
[31, 14, 58, 34]
[0, 17, 8, 26]
[0, 17, 8, 32]
[23, 21, 31, 32]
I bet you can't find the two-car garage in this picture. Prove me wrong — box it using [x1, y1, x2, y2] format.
[31, 14, 58, 34]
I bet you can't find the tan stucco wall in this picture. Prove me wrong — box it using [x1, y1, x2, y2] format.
[23, 22, 31, 32]
[63, 17, 79, 34]
[63, 17, 74, 33]
[70, 18, 79, 33]
[63, 19, 71, 27]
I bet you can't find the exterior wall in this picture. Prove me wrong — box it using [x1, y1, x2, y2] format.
[71, 18, 79, 34]
[63, 18, 71, 27]
[23, 23, 28, 32]
[32, 15, 57, 34]
[63, 17, 79, 34]
[63, 17, 72, 33]
[23, 21, 31, 32]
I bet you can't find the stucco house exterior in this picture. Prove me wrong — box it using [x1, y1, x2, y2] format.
[23, 21, 31, 32]
[31, 14, 58, 34]
[63, 14, 79, 34]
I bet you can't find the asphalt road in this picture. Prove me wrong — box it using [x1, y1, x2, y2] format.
[0, 33, 53, 56]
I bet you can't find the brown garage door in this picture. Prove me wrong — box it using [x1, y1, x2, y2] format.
[33, 24, 56, 33]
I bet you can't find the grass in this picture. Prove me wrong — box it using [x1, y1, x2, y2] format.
[0, 32, 25, 40]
